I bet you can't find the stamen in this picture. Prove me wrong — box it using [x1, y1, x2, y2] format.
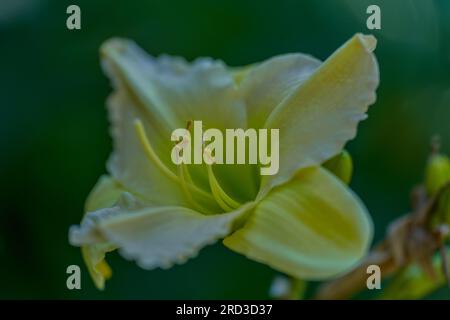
[134, 119, 179, 182]
[205, 148, 242, 211]
[207, 166, 234, 211]
[181, 161, 194, 185]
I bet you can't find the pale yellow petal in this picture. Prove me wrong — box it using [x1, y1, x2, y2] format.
[107, 91, 190, 206]
[261, 34, 379, 192]
[70, 206, 120, 290]
[75, 176, 133, 289]
[224, 167, 373, 280]
[84, 175, 125, 212]
[81, 242, 116, 290]
[70, 200, 255, 272]
[240, 53, 321, 129]
[101, 39, 250, 204]
[101, 38, 246, 132]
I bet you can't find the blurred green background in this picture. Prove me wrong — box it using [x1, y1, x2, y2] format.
[1, 0, 450, 299]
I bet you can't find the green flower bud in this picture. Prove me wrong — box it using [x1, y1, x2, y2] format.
[425, 153, 450, 196]
[323, 150, 353, 185]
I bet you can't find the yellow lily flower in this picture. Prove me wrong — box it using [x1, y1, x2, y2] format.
[69, 33, 379, 290]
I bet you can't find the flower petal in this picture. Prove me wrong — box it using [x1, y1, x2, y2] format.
[102, 39, 250, 205]
[70, 199, 255, 272]
[84, 175, 125, 212]
[223, 167, 373, 280]
[107, 91, 191, 206]
[81, 242, 116, 290]
[261, 34, 379, 192]
[73, 176, 123, 289]
[240, 53, 321, 129]
[101, 38, 246, 132]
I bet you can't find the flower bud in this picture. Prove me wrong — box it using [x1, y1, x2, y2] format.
[425, 153, 450, 196]
[323, 150, 353, 185]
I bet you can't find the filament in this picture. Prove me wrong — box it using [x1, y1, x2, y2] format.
[134, 119, 180, 182]
[206, 161, 242, 211]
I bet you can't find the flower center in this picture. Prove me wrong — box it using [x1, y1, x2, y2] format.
[133, 118, 242, 213]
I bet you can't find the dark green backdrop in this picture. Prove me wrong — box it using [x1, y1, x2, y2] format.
[1, 0, 450, 299]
